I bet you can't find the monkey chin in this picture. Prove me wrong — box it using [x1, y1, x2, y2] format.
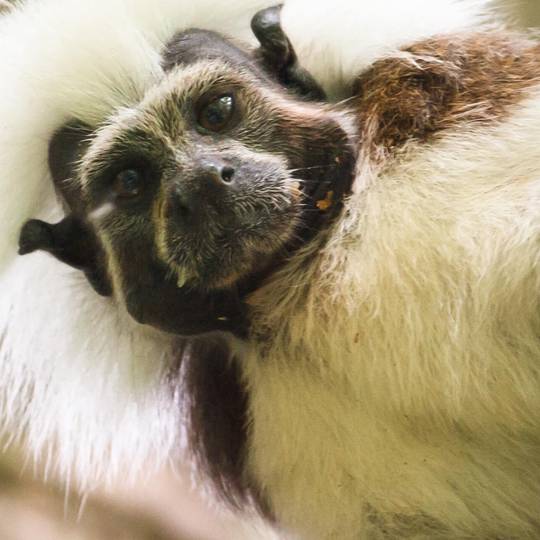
[158, 181, 304, 294]
[165, 218, 301, 294]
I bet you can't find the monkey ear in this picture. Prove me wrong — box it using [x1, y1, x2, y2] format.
[49, 121, 93, 213]
[251, 6, 326, 101]
[18, 216, 112, 296]
[30, 121, 113, 297]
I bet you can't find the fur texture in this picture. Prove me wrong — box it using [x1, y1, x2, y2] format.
[4, 1, 538, 540]
[0, 0, 488, 487]
[244, 90, 540, 540]
[280, 0, 492, 98]
[0, 0, 278, 490]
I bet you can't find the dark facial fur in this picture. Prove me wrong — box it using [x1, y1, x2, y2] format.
[110, 71, 345, 281]
[83, 53, 353, 330]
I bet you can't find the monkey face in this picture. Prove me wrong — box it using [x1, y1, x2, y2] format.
[20, 26, 355, 336]
[154, 142, 300, 290]
[81, 58, 354, 294]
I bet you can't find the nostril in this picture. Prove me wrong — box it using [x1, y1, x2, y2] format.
[221, 166, 235, 184]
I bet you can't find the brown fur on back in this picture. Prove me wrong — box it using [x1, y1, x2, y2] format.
[352, 32, 540, 160]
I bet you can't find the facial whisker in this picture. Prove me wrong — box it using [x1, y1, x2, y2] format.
[288, 164, 333, 174]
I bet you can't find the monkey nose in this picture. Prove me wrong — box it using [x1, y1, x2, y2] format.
[171, 159, 236, 220]
[204, 161, 235, 185]
[199, 160, 236, 187]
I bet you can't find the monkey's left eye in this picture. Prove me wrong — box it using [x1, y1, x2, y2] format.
[113, 169, 144, 199]
[197, 94, 235, 133]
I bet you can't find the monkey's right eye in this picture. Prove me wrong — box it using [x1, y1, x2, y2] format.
[197, 94, 236, 133]
[113, 169, 144, 199]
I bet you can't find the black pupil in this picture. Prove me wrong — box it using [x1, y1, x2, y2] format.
[117, 169, 141, 197]
[204, 95, 233, 128]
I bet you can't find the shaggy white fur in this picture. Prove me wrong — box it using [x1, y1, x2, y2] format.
[5, 1, 536, 539]
[245, 92, 540, 538]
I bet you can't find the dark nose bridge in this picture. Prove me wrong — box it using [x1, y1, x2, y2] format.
[168, 155, 236, 221]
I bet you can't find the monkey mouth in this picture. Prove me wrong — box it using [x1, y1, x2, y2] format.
[166, 167, 347, 288]
[163, 216, 301, 292]
[157, 175, 305, 292]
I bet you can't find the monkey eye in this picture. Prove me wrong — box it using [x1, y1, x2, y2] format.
[197, 94, 235, 133]
[113, 169, 144, 199]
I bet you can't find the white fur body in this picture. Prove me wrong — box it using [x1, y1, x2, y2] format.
[2, 0, 538, 539]
[245, 96, 540, 538]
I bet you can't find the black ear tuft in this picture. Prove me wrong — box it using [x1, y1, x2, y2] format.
[251, 6, 326, 101]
